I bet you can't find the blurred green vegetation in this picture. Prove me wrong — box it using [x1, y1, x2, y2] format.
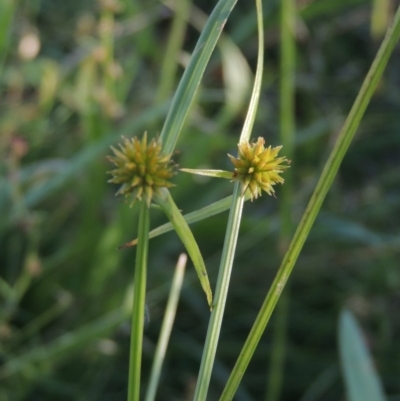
[1, 0, 400, 400]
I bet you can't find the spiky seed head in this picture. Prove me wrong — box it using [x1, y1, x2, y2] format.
[107, 132, 175, 207]
[228, 137, 290, 200]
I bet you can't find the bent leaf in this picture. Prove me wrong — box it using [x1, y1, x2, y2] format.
[153, 188, 213, 309]
[339, 309, 387, 401]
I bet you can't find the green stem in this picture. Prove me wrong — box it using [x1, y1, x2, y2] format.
[145, 253, 187, 401]
[192, 183, 244, 401]
[219, 5, 400, 400]
[128, 201, 150, 401]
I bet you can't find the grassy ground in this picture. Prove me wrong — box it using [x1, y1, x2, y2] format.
[1, 0, 400, 400]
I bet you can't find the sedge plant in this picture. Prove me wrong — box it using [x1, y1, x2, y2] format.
[106, 1, 400, 401]
[107, 1, 242, 399]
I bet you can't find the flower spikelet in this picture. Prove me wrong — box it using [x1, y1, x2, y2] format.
[228, 137, 290, 200]
[107, 132, 175, 207]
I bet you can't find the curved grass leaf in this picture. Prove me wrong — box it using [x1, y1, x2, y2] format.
[145, 254, 187, 401]
[339, 310, 387, 401]
[160, 0, 239, 154]
[154, 188, 213, 308]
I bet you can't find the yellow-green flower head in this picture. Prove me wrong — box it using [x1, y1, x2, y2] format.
[107, 132, 175, 207]
[228, 137, 290, 200]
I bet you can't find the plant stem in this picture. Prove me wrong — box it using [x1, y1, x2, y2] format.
[128, 201, 150, 401]
[145, 253, 187, 401]
[192, 183, 244, 401]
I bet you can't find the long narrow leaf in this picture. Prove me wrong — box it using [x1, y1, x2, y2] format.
[339, 310, 387, 401]
[145, 254, 187, 401]
[160, 0, 239, 154]
[154, 188, 212, 308]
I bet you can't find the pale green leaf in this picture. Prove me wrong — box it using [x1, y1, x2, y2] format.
[154, 188, 213, 309]
[339, 310, 387, 401]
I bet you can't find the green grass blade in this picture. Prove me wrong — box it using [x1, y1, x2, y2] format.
[219, 6, 400, 401]
[339, 310, 387, 401]
[192, 183, 245, 401]
[128, 202, 150, 401]
[164, 0, 253, 130]
[145, 253, 187, 401]
[239, 0, 264, 143]
[160, 0, 239, 154]
[154, 188, 213, 308]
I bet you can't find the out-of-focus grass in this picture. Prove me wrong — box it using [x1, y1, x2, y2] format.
[1, 0, 400, 400]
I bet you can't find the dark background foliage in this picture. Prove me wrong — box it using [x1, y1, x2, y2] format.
[1, 0, 400, 400]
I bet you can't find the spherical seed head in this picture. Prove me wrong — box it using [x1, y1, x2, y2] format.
[107, 132, 176, 207]
[228, 137, 290, 200]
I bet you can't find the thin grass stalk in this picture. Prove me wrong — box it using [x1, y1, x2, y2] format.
[192, 1, 264, 399]
[219, 6, 400, 400]
[145, 254, 187, 401]
[128, 202, 150, 401]
[192, 183, 244, 401]
[160, 0, 238, 154]
[240, 0, 264, 143]
[156, 0, 191, 103]
[265, 0, 296, 399]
